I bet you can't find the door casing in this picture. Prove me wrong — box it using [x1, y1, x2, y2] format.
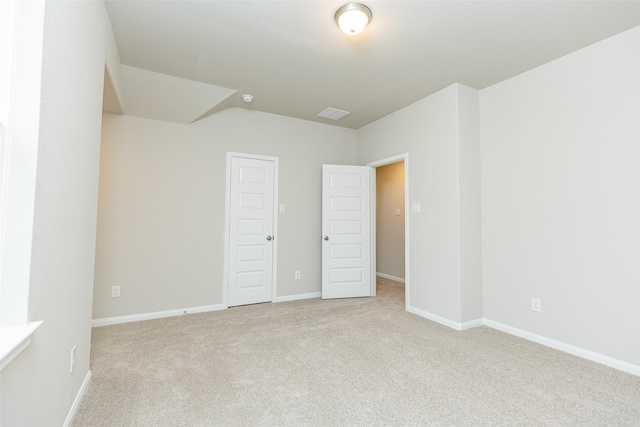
[368, 153, 410, 310]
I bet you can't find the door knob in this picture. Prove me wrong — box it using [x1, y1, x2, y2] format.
[266, 235, 273, 241]
[324, 236, 329, 241]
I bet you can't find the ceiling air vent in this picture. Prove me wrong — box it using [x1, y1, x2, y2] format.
[317, 107, 350, 121]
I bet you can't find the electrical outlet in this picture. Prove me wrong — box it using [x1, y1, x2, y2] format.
[111, 285, 120, 298]
[70, 345, 76, 373]
[531, 297, 541, 312]
[295, 271, 301, 280]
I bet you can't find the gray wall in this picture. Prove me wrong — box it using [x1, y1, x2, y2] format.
[0, 1, 115, 425]
[93, 110, 356, 319]
[457, 86, 483, 323]
[357, 84, 483, 325]
[3, 6, 639, 426]
[481, 26, 640, 365]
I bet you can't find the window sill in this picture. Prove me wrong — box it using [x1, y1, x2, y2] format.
[0, 321, 43, 371]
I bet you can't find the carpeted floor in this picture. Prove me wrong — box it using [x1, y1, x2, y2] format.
[73, 278, 640, 426]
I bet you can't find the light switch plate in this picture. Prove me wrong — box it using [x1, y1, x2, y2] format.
[411, 203, 421, 214]
[395, 208, 401, 216]
[279, 204, 285, 213]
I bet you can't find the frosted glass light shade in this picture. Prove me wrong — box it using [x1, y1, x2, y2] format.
[335, 3, 372, 35]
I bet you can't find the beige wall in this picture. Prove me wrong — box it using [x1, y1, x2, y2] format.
[93, 109, 356, 319]
[481, 26, 640, 365]
[1, 1, 115, 425]
[376, 161, 405, 280]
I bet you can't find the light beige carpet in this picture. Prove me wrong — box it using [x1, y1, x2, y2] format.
[74, 278, 640, 426]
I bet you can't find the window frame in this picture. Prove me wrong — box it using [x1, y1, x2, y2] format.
[0, 0, 46, 371]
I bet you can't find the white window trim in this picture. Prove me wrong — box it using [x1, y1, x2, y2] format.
[0, 0, 46, 371]
[0, 321, 43, 370]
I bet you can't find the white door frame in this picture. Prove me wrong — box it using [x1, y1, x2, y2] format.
[223, 152, 279, 308]
[367, 153, 410, 310]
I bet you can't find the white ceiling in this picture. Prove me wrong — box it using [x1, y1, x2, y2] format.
[105, 1, 640, 129]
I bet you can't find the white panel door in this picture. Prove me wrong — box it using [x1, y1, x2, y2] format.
[228, 156, 275, 307]
[322, 164, 372, 299]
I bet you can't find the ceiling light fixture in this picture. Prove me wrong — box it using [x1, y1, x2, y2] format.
[334, 3, 372, 36]
[242, 94, 254, 103]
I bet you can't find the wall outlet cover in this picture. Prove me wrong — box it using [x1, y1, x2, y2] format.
[531, 297, 541, 312]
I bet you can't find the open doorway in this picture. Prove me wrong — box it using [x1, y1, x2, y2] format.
[376, 161, 405, 282]
[368, 154, 409, 310]
[375, 161, 405, 307]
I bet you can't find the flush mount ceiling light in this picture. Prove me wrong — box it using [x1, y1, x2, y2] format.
[334, 3, 372, 35]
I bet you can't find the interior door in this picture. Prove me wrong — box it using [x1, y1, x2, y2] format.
[322, 164, 372, 299]
[227, 156, 276, 307]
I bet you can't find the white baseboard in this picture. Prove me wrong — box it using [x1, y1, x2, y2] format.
[376, 272, 405, 283]
[92, 304, 225, 327]
[407, 305, 482, 331]
[274, 292, 321, 303]
[484, 319, 640, 377]
[460, 318, 485, 330]
[93, 294, 327, 326]
[63, 370, 91, 427]
[406, 309, 640, 376]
